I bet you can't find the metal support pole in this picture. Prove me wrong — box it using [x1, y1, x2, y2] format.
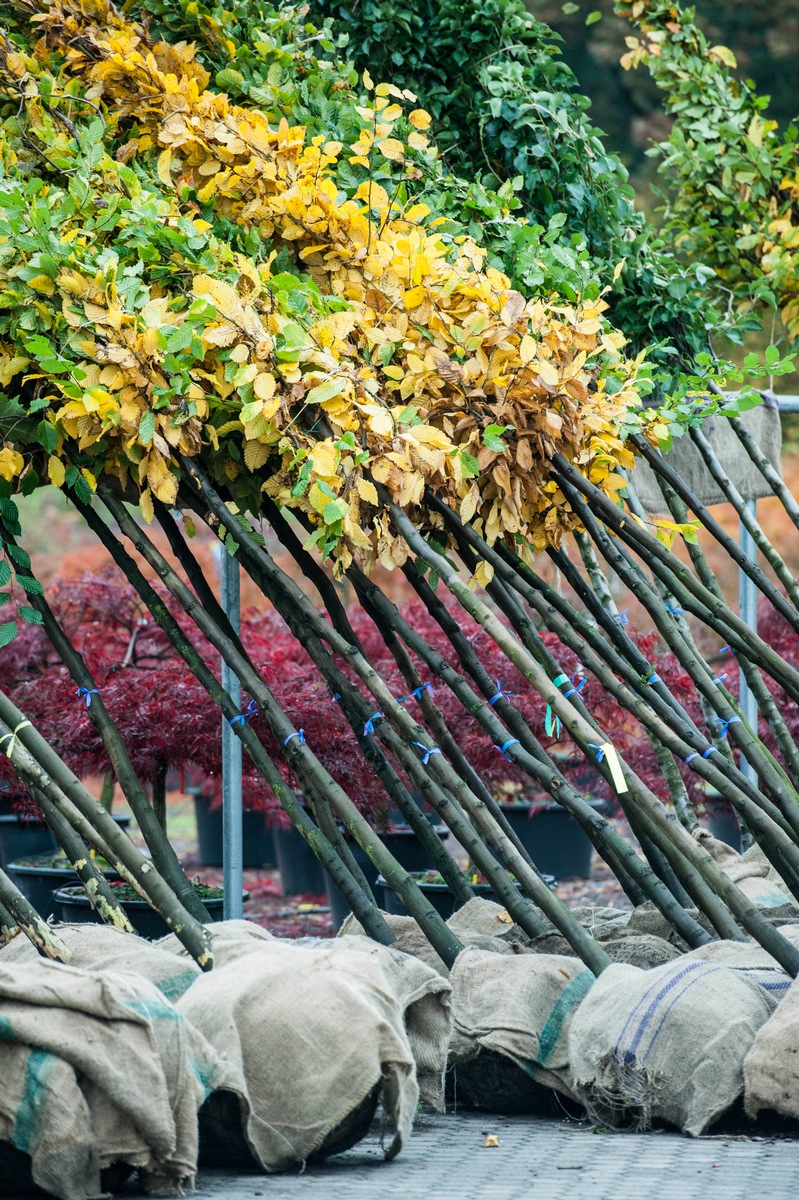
[220, 549, 243, 919]
[739, 499, 759, 789]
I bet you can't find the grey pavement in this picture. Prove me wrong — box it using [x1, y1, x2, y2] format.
[128, 1110, 799, 1200]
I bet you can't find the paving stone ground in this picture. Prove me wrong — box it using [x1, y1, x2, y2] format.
[123, 1110, 799, 1200]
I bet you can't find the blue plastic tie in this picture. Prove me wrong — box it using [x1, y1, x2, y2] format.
[494, 738, 520, 760]
[364, 711, 384, 736]
[614, 609, 629, 626]
[283, 729, 305, 747]
[488, 680, 514, 706]
[587, 742, 605, 764]
[76, 687, 99, 708]
[720, 645, 732, 655]
[711, 673, 728, 686]
[411, 682, 435, 701]
[412, 741, 441, 766]
[702, 747, 716, 758]
[562, 678, 586, 700]
[647, 674, 661, 685]
[229, 699, 259, 727]
[684, 752, 699, 764]
[330, 691, 342, 703]
[714, 716, 741, 739]
[665, 603, 683, 615]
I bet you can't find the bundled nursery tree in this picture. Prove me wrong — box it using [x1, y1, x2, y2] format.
[0, 0, 799, 983]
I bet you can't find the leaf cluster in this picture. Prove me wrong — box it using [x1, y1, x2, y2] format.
[616, 0, 799, 341]
[0, 0, 653, 573]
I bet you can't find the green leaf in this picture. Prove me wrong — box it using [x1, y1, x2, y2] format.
[16, 575, 43, 596]
[215, 68, 245, 92]
[139, 411, 156, 445]
[322, 498, 349, 524]
[18, 605, 43, 625]
[166, 324, 197, 354]
[36, 420, 59, 453]
[6, 544, 30, 568]
[585, 10, 601, 24]
[397, 405, 423, 426]
[482, 423, 512, 452]
[306, 378, 347, 405]
[224, 531, 239, 557]
[0, 620, 17, 648]
[459, 450, 480, 479]
[0, 562, 10, 588]
[561, 2, 579, 11]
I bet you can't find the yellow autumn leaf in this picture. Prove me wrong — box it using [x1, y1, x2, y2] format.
[460, 486, 481, 523]
[244, 440, 270, 470]
[469, 560, 494, 590]
[356, 478, 379, 506]
[403, 286, 426, 309]
[27, 275, 55, 296]
[519, 334, 536, 365]
[192, 275, 246, 323]
[253, 372, 277, 401]
[408, 109, 432, 130]
[0, 447, 22, 482]
[355, 181, 390, 210]
[362, 68, 374, 90]
[709, 44, 737, 68]
[365, 407, 394, 438]
[47, 456, 65, 488]
[157, 147, 172, 188]
[140, 487, 155, 524]
[378, 138, 405, 162]
[535, 360, 560, 388]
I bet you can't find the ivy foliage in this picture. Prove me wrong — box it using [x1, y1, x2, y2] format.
[616, 0, 799, 341]
[309, 0, 728, 368]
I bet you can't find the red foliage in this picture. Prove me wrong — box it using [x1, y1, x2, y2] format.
[0, 571, 731, 822]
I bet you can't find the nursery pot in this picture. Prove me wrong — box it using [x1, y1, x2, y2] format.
[495, 798, 602, 880]
[325, 825, 451, 931]
[52, 883, 249, 940]
[374, 872, 545, 920]
[193, 793, 276, 868]
[0, 815, 54, 871]
[273, 810, 327, 896]
[6, 852, 120, 918]
[703, 794, 742, 852]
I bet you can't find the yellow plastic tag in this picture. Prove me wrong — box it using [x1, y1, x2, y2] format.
[598, 742, 628, 794]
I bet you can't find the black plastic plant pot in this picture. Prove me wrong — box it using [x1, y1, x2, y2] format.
[324, 826, 451, 931]
[0, 815, 53, 871]
[273, 816, 326, 896]
[6, 853, 120, 918]
[374, 872, 535, 920]
[52, 884, 249, 940]
[495, 800, 600, 879]
[703, 795, 742, 852]
[192, 794, 276, 868]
